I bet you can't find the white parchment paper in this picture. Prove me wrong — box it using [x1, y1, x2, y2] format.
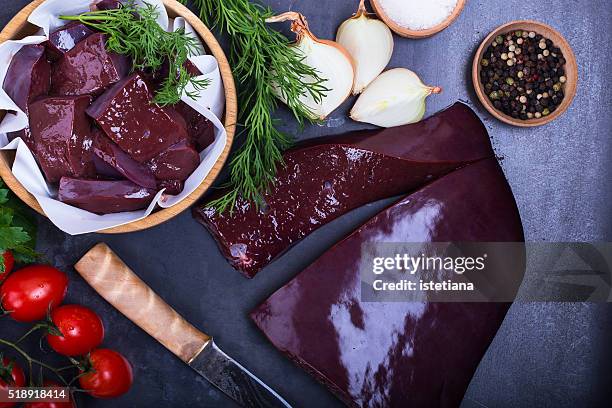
[0, 0, 227, 235]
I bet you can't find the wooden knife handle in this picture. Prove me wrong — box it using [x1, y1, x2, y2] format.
[74, 243, 210, 364]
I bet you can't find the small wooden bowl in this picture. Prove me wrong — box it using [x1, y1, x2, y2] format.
[472, 20, 577, 127]
[0, 0, 237, 234]
[370, 0, 466, 38]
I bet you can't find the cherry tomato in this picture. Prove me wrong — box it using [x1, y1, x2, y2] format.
[0, 357, 26, 408]
[23, 380, 75, 408]
[47, 305, 104, 356]
[79, 349, 133, 399]
[0, 251, 14, 284]
[0, 265, 68, 322]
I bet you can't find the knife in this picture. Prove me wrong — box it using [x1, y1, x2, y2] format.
[75, 243, 291, 408]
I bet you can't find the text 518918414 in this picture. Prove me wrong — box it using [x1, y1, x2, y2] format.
[0, 387, 70, 403]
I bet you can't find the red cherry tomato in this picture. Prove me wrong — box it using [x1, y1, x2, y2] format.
[47, 305, 104, 356]
[0, 357, 26, 408]
[0, 265, 68, 322]
[23, 380, 75, 408]
[79, 349, 133, 399]
[0, 251, 15, 284]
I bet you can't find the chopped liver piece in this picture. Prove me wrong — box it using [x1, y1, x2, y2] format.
[184, 60, 202, 77]
[91, 0, 123, 11]
[93, 154, 121, 179]
[146, 139, 200, 181]
[3, 44, 50, 112]
[87, 73, 188, 162]
[2, 44, 51, 146]
[158, 180, 184, 195]
[51, 33, 129, 96]
[251, 158, 525, 408]
[144, 59, 202, 88]
[58, 177, 156, 214]
[91, 129, 121, 178]
[173, 102, 215, 152]
[93, 132, 157, 189]
[194, 103, 494, 278]
[29, 96, 96, 183]
[47, 22, 95, 59]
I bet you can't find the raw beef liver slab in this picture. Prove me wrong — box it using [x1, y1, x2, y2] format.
[3, 44, 50, 112]
[28, 96, 95, 183]
[157, 179, 184, 195]
[91, 0, 123, 11]
[173, 101, 215, 152]
[51, 33, 129, 96]
[194, 103, 494, 278]
[2, 44, 50, 145]
[251, 158, 525, 408]
[87, 73, 188, 162]
[46, 22, 95, 59]
[146, 139, 200, 181]
[58, 178, 156, 214]
[92, 132, 157, 189]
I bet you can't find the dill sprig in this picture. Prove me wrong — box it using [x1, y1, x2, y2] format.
[181, 0, 328, 213]
[60, 1, 209, 105]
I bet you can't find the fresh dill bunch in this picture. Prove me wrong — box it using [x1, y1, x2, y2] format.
[60, 1, 209, 105]
[181, 0, 328, 213]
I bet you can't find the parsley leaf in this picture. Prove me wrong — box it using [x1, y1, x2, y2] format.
[0, 179, 37, 271]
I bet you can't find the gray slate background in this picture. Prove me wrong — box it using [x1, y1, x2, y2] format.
[2, 0, 612, 407]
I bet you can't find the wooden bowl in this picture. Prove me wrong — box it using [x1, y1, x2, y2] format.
[0, 0, 237, 234]
[370, 0, 466, 38]
[472, 20, 577, 127]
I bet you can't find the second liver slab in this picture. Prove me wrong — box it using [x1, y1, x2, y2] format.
[251, 158, 525, 407]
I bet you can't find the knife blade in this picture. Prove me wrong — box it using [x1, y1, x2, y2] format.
[191, 340, 290, 407]
[75, 243, 291, 408]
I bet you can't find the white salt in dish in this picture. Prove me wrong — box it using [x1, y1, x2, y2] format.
[379, 0, 457, 30]
[371, 0, 466, 38]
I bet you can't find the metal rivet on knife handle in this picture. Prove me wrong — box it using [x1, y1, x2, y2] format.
[74, 243, 211, 364]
